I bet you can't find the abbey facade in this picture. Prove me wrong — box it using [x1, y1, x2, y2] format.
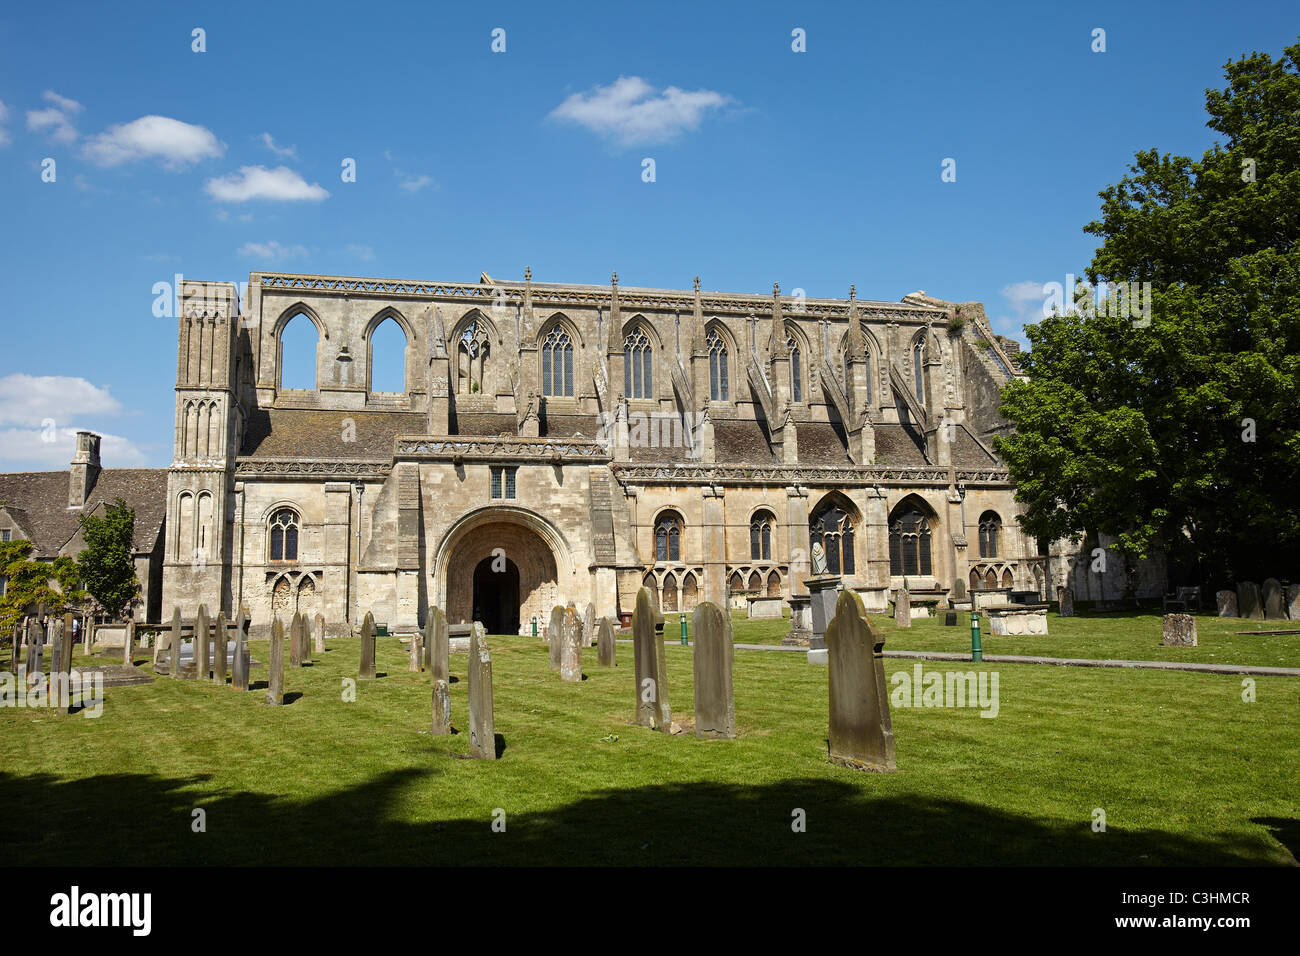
[152, 268, 1085, 637]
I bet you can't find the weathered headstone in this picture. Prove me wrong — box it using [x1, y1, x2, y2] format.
[212, 612, 228, 685]
[409, 633, 423, 672]
[232, 609, 249, 691]
[467, 625, 496, 759]
[314, 612, 326, 653]
[168, 607, 182, 678]
[1262, 578, 1284, 620]
[944, 611, 957, 626]
[894, 588, 912, 629]
[826, 589, 896, 772]
[122, 619, 136, 666]
[432, 679, 451, 736]
[560, 609, 582, 683]
[1059, 587, 1075, 618]
[596, 616, 616, 667]
[632, 587, 670, 731]
[300, 611, 312, 666]
[54, 617, 74, 713]
[194, 604, 210, 680]
[1162, 613, 1197, 647]
[1216, 589, 1237, 617]
[691, 602, 735, 740]
[50, 621, 64, 678]
[427, 607, 449, 686]
[953, 578, 967, 602]
[266, 617, 285, 705]
[26, 620, 42, 678]
[582, 603, 596, 648]
[547, 605, 564, 670]
[359, 611, 377, 679]
[1237, 581, 1263, 620]
[289, 612, 303, 668]
[1288, 584, 1300, 621]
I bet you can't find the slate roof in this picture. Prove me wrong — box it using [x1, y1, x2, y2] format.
[713, 420, 777, 464]
[455, 412, 517, 437]
[240, 408, 425, 459]
[795, 422, 853, 465]
[871, 423, 929, 467]
[0, 468, 168, 559]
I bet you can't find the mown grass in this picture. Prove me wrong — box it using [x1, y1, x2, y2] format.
[2, 624, 1297, 866]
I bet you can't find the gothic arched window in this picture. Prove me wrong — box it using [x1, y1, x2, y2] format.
[750, 510, 775, 561]
[706, 329, 729, 401]
[786, 334, 802, 403]
[913, 339, 925, 404]
[889, 506, 932, 576]
[809, 500, 855, 575]
[541, 325, 574, 397]
[978, 511, 1001, 559]
[457, 320, 490, 395]
[624, 327, 653, 399]
[654, 511, 683, 563]
[269, 508, 300, 562]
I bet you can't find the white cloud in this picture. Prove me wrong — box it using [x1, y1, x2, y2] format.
[82, 115, 224, 168]
[0, 374, 124, 427]
[259, 132, 297, 158]
[0, 100, 11, 147]
[548, 75, 732, 147]
[237, 240, 308, 261]
[994, 280, 1047, 344]
[26, 107, 78, 144]
[398, 173, 433, 192]
[0, 426, 148, 469]
[42, 90, 83, 114]
[204, 165, 329, 202]
[345, 243, 375, 261]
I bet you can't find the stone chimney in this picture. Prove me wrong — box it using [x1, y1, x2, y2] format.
[68, 431, 101, 509]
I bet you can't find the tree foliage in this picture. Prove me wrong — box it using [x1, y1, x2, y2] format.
[0, 540, 86, 630]
[76, 498, 140, 621]
[996, 42, 1300, 584]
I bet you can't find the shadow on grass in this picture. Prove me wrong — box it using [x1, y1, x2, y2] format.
[0, 770, 1289, 866]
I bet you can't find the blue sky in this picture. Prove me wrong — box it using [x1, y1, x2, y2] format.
[0, 0, 1295, 471]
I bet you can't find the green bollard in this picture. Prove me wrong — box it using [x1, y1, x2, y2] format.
[970, 611, 983, 663]
[531, 616, 537, 637]
[680, 614, 688, 646]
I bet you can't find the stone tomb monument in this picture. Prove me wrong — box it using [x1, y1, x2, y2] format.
[1236, 581, 1263, 620]
[825, 590, 896, 773]
[632, 587, 671, 731]
[1216, 590, 1238, 617]
[1262, 579, 1284, 620]
[805, 574, 843, 665]
[691, 601, 735, 740]
[1162, 613, 1197, 646]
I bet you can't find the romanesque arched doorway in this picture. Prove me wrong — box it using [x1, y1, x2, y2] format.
[473, 556, 520, 635]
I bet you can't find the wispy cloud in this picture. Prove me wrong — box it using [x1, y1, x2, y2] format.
[259, 132, 297, 158]
[26, 91, 83, 144]
[995, 280, 1047, 344]
[205, 165, 329, 202]
[398, 173, 434, 193]
[0, 100, 10, 147]
[548, 75, 733, 147]
[82, 115, 224, 168]
[345, 243, 375, 261]
[238, 240, 309, 261]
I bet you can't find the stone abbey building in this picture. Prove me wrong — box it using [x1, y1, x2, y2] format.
[151, 269, 1063, 637]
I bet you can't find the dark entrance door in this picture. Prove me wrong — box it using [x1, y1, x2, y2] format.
[472, 556, 520, 635]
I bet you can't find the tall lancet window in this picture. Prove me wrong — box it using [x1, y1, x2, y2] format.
[786, 334, 802, 403]
[624, 327, 653, 399]
[541, 325, 574, 397]
[457, 320, 490, 395]
[913, 339, 925, 404]
[707, 329, 729, 401]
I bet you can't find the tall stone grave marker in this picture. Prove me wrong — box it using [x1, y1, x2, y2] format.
[1288, 584, 1300, 621]
[1262, 579, 1284, 620]
[691, 601, 735, 740]
[266, 617, 285, 705]
[894, 587, 912, 629]
[409, 632, 423, 672]
[168, 608, 183, 678]
[560, 608, 582, 683]
[359, 611, 377, 679]
[632, 587, 670, 731]
[582, 603, 596, 648]
[55, 617, 75, 713]
[232, 609, 250, 691]
[547, 605, 564, 670]
[826, 589, 896, 772]
[289, 612, 303, 668]
[467, 624, 496, 759]
[1059, 587, 1075, 618]
[1162, 613, 1197, 646]
[194, 605, 210, 680]
[1216, 590, 1238, 617]
[212, 612, 228, 685]
[1237, 581, 1263, 620]
[122, 619, 135, 666]
[314, 613, 326, 653]
[596, 616, 616, 667]
[432, 678, 451, 736]
[427, 607, 449, 686]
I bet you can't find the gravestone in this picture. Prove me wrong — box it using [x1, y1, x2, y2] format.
[1288, 584, 1300, 621]
[25, 620, 42, 678]
[953, 578, 967, 602]
[467, 625, 496, 759]
[1262, 578, 1284, 620]
[212, 612, 228, 685]
[232, 609, 250, 691]
[596, 617, 616, 667]
[194, 605, 210, 680]
[560, 606, 582, 682]
[427, 607, 449, 686]
[54, 617, 75, 713]
[583, 603, 596, 648]
[359, 611, 377, 679]
[300, 611, 311, 666]
[826, 590, 896, 772]
[548, 605, 564, 670]
[806, 574, 843, 663]
[894, 588, 912, 629]
[409, 633, 423, 672]
[168, 607, 182, 678]
[944, 611, 957, 626]
[432, 679, 451, 736]
[289, 612, 303, 668]
[1059, 587, 1075, 618]
[691, 602, 735, 740]
[9, 626, 18, 671]
[632, 587, 670, 731]
[1236, 581, 1263, 620]
[50, 621, 64, 678]
[1162, 613, 1197, 647]
[122, 619, 135, 666]
[266, 617, 285, 705]
[314, 613, 326, 653]
[1216, 589, 1238, 617]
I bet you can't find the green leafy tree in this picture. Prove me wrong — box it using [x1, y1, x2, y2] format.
[996, 42, 1300, 585]
[0, 539, 87, 630]
[76, 498, 141, 621]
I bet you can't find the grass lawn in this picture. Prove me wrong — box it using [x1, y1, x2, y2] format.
[2, 626, 1297, 866]
[726, 608, 1300, 669]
